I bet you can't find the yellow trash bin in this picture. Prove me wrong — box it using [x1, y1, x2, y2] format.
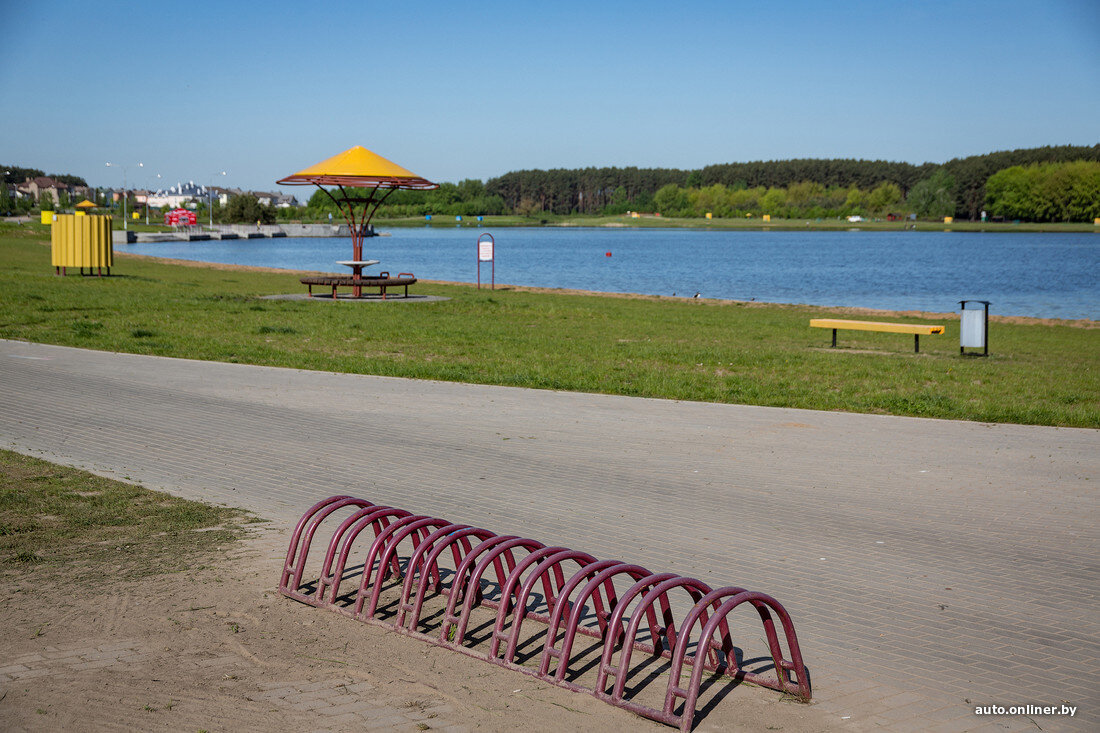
[40, 210, 55, 225]
[51, 214, 113, 275]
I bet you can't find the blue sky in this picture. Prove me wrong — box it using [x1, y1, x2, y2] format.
[2, 1, 1097, 196]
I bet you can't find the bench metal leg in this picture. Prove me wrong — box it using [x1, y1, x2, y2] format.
[831, 329, 837, 348]
[914, 334, 919, 353]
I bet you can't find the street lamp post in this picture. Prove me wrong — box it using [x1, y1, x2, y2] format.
[106, 161, 142, 230]
[146, 172, 161, 225]
[209, 171, 226, 228]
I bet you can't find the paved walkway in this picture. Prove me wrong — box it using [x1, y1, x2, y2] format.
[2, 339, 1096, 732]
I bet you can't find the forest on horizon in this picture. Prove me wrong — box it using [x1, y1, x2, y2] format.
[6, 144, 1099, 224]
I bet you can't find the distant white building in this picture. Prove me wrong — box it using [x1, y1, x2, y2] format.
[250, 191, 298, 208]
[147, 181, 208, 208]
[145, 181, 299, 209]
[209, 186, 243, 206]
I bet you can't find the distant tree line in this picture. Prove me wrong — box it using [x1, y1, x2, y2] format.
[316, 144, 1097, 222]
[1, 166, 87, 187]
[985, 161, 1100, 222]
[8, 146, 1099, 223]
[304, 179, 506, 219]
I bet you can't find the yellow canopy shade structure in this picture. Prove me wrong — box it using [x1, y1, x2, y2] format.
[75, 199, 97, 209]
[276, 146, 438, 274]
[277, 145, 437, 189]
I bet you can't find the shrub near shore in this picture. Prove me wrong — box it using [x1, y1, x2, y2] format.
[0, 227, 1096, 428]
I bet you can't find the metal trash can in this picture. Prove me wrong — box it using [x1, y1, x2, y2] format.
[959, 300, 990, 356]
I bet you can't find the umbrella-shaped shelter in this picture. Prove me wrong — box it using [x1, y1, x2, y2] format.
[75, 199, 97, 212]
[278, 146, 437, 296]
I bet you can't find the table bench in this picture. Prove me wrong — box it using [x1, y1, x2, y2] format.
[300, 272, 417, 299]
[810, 318, 945, 353]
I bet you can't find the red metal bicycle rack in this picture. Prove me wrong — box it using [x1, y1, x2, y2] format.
[279, 495, 810, 731]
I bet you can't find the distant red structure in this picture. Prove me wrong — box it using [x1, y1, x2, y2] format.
[164, 208, 197, 227]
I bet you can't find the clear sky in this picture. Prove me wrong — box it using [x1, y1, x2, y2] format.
[2, 0, 1097, 197]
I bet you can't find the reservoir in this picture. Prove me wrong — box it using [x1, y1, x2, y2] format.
[123, 227, 1099, 320]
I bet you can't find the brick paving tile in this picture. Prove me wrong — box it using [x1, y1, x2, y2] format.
[341, 681, 377, 694]
[9, 653, 45, 664]
[70, 659, 120, 671]
[924, 718, 986, 733]
[327, 699, 387, 716]
[258, 679, 312, 689]
[285, 688, 344, 704]
[363, 715, 418, 730]
[288, 700, 330, 712]
[875, 699, 958, 722]
[327, 712, 370, 726]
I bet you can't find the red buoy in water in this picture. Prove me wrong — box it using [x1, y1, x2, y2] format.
[605, 251, 612, 257]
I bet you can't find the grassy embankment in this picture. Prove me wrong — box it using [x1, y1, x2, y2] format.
[1, 223, 1096, 427]
[0, 449, 249, 576]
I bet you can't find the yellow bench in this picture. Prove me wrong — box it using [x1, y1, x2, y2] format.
[810, 318, 945, 353]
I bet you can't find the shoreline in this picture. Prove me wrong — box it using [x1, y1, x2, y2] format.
[113, 250, 1098, 328]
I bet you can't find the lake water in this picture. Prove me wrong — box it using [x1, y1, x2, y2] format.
[124, 227, 1100, 320]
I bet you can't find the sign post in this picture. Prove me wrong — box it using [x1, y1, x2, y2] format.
[477, 232, 495, 290]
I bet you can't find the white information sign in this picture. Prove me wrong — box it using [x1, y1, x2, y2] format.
[478, 239, 494, 262]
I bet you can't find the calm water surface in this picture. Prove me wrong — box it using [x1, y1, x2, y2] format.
[124, 227, 1099, 319]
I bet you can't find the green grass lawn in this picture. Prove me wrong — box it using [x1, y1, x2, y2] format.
[0, 449, 249, 577]
[1, 223, 1096, 427]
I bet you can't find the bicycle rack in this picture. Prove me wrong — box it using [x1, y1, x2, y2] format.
[279, 495, 810, 731]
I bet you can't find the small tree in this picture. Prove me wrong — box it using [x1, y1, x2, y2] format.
[222, 194, 276, 224]
[867, 182, 902, 214]
[759, 187, 787, 216]
[907, 171, 956, 218]
[654, 184, 689, 216]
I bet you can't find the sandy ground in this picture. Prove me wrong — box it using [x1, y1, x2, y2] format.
[0, 528, 833, 732]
